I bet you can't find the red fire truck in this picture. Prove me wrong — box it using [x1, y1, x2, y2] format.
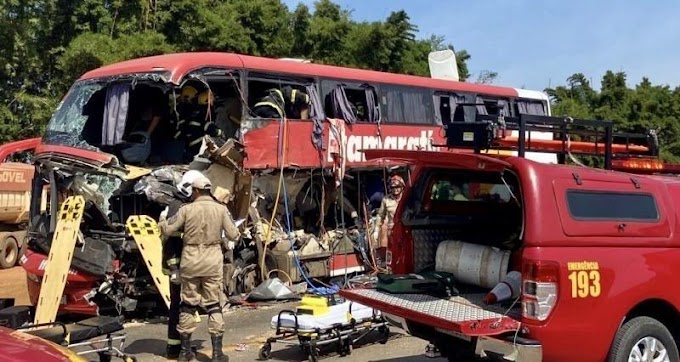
[340, 114, 680, 361]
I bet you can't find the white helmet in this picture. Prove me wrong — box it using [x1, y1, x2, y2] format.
[177, 170, 205, 197]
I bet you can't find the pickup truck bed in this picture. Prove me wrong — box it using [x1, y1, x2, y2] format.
[340, 288, 543, 361]
[340, 288, 521, 336]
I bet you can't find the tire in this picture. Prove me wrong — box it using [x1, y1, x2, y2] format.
[608, 316, 679, 362]
[378, 325, 390, 344]
[258, 343, 272, 360]
[0, 235, 19, 269]
[98, 352, 112, 362]
[439, 338, 475, 362]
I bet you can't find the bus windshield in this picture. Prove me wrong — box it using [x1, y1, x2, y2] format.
[44, 81, 106, 150]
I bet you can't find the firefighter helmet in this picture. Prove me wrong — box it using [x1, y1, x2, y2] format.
[197, 90, 214, 106]
[177, 170, 205, 197]
[179, 85, 198, 103]
[389, 175, 405, 188]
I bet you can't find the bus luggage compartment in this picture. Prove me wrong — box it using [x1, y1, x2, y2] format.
[339, 288, 542, 361]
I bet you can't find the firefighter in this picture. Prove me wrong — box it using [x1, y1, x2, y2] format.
[174, 86, 225, 161]
[374, 175, 405, 261]
[159, 173, 240, 362]
[252, 86, 310, 119]
[160, 170, 205, 358]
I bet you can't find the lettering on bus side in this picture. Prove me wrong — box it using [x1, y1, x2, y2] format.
[567, 260, 601, 298]
[328, 130, 439, 163]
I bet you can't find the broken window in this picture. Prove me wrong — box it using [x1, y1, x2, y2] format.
[201, 75, 244, 140]
[433, 92, 475, 124]
[44, 76, 200, 166]
[478, 97, 511, 117]
[248, 73, 315, 120]
[321, 80, 379, 124]
[44, 81, 107, 151]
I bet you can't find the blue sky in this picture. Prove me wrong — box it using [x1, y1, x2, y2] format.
[282, 0, 680, 91]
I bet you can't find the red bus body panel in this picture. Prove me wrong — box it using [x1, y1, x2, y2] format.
[79, 52, 519, 99]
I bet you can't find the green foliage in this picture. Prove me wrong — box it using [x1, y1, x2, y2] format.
[548, 72, 680, 162]
[0, 0, 480, 143]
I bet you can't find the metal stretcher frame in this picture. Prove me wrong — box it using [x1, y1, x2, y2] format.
[18, 321, 136, 362]
[258, 302, 391, 362]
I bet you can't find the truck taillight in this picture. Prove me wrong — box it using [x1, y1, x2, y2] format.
[522, 260, 559, 322]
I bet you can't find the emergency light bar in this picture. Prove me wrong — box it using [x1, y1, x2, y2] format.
[610, 157, 680, 175]
[443, 113, 659, 170]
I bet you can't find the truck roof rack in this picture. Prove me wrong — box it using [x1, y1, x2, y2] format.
[443, 113, 661, 171]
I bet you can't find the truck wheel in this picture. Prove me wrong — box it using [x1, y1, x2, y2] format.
[0, 235, 18, 269]
[608, 316, 678, 362]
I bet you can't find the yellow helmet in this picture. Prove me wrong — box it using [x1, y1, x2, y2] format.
[197, 90, 214, 105]
[179, 85, 198, 103]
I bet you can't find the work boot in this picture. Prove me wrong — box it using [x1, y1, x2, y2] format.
[210, 333, 229, 362]
[166, 344, 181, 359]
[178, 333, 196, 362]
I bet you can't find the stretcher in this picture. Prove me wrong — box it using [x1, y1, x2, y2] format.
[34, 195, 85, 325]
[20, 315, 136, 362]
[259, 299, 390, 362]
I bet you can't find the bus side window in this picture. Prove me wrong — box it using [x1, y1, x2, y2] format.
[248, 78, 311, 120]
[381, 85, 433, 124]
[478, 97, 511, 117]
[321, 79, 378, 123]
[515, 99, 547, 116]
[434, 92, 469, 124]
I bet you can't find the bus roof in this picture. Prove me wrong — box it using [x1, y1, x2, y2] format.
[80, 52, 521, 98]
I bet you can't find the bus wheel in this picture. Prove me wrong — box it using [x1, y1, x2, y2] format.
[608, 316, 678, 362]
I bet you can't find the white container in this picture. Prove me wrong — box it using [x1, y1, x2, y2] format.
[435, 240, 511, 289]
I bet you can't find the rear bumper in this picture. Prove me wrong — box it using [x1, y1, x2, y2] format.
[475, 334, 542, 361]
[383, 312, 542, 361]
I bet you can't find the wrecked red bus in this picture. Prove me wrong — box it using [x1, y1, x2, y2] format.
[22, 51, 557, 316]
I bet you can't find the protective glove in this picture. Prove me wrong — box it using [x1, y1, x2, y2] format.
[170, 270, 181, 285]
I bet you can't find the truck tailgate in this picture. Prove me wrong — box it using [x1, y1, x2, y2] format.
[339, 288, 521, 336]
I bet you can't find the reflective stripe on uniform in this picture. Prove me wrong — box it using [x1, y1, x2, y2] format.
[272, 89, 283, 100]
[291, 89, 297, 103]
[253, 101, 284, 118]
[167, 258, 180, 266]
[167, 338, 181, 345]
[188, 121, 202, 127]
[189, 137, 203, 147]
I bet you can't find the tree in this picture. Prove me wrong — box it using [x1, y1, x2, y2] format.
[548, 72, 680, 162]
[0, 0, 479, 143]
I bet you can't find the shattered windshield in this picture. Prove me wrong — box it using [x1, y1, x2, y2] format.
[43, 81, 106, 151]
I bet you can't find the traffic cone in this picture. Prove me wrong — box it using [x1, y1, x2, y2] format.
[484, 271, 521, 305]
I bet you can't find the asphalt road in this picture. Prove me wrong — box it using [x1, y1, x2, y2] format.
[0, 266, 446, 361]
[113, 302, 447, 362]
[92, 304, 445, 362]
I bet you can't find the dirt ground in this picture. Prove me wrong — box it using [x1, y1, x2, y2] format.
[0, 266, 31, 306]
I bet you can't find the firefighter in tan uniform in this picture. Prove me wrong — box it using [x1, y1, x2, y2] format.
[375, 175, 405, 262]
[159, 174, 240, 362]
